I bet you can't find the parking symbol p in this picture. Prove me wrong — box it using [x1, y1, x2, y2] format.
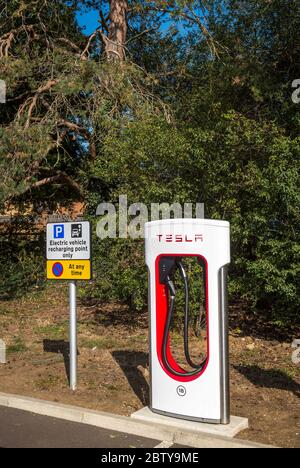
[54, 225, 64, 239]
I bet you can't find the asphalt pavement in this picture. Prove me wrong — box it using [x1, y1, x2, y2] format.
[0, 406, 160, 448]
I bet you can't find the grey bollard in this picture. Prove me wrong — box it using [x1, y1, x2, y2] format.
[0, 339, 6, 364]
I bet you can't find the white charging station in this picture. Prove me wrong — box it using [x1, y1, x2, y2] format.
[145, 219, 230, 424]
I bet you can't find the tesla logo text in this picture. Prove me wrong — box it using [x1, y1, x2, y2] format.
[157, 234, 203, 243]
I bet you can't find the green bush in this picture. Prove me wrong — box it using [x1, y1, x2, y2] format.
[0, 230, 45, 300]
[85, 113, 300, 328]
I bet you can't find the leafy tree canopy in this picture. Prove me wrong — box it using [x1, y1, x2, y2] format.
[0, 0, 299, 333]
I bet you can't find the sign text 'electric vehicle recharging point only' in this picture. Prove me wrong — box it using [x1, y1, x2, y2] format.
[145, 219, 230, 424]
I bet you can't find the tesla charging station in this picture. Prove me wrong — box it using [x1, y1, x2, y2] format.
[145, 219, 230, 424]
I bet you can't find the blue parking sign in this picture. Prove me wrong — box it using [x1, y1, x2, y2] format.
[54, 224, 64, 239]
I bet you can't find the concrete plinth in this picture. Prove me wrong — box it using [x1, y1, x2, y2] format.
[0, 339, 6, 364]
[131, 407, 248, 439]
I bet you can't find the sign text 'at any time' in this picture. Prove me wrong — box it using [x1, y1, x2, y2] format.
[46, 221, 92, 281]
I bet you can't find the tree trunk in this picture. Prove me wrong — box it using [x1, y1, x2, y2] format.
[106, 0, 128, 62]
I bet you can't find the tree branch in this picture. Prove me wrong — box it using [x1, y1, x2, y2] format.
[22, 172, 84, 199]
[80, 30, 100, 60]
[126, 26, 159, 45]
[146, 4, 221, 57]
[0, 25, 35, 57]
[100, 9, 109, 33]
[24, 79, 58, 129]
[56, 37, 82, 53]
[57, 119, 97, 159]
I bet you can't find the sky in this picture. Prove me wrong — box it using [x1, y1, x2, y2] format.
[76, 9, 100, 35]
[76, 6, 189, 37]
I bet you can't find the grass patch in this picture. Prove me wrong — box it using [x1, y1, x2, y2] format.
[102, 383, 118, 392]
[7, 338, 27, 353]
[275, 366, 300, 381]
[131, 335, 147, 343]
[34, 374, 63, 391]
[34, 322, 68, 340]
[81, 337, 121, 350]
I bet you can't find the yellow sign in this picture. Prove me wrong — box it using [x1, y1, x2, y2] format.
[47, 260, 92, 280]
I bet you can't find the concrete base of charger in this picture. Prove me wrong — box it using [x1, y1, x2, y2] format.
[131, 407, 249, 439]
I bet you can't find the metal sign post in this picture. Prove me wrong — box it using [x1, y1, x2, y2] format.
[69, 280, 77, 391]
[46, 221, 92, 391]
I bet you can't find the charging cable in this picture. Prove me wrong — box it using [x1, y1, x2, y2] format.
[161, 261, 207, 377]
